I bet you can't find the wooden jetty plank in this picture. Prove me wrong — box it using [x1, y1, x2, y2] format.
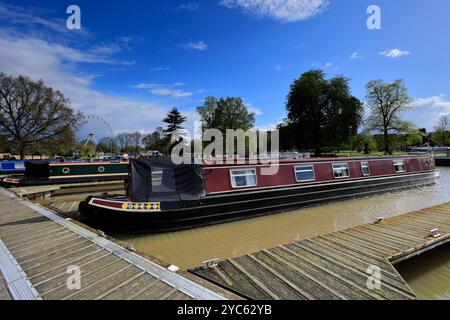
[338, 229, 404, 253]
[20, 241, 94, 269]
[218, 260, 271, 300]
[64, 264, 140, 300]
[26, 246, 102, 280]
[14, 235, 84, 261]
[301, 239, 411, 291]
[31, 252, 112, 288]
[313, 235, 394, 267]
[5, 227, 69, 248]
[0, 221, 60, 239]
[132, 280, 179, 300]
[257, 249, 344, 300]
[348, 227, 417, 249]
[230, 255, 301, 300]
[102, 274, 159, 300]
[0, 188, 226, 300]
[191, 202, 450, 300]
[247, 253, 312, 300]
[277, 244, 382, 300]
[291, 242, 414, 299]
[93, 271, 146, 300]
[36, 255, 121, 296]
[44, 260, 131, 299]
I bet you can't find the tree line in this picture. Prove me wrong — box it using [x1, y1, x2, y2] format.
[1, 71, 448, 159]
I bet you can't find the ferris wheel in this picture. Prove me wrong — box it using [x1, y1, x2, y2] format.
[83, 115, 115, 155]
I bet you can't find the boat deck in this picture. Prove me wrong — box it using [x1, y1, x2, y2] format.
[0, 188, 227, 300]
[191, 203, 450, 300]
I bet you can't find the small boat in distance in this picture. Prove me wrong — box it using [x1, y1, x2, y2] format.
[1, 159, 129, 187]
[0, 160, 25, 174]
[78, 154, 439, 233]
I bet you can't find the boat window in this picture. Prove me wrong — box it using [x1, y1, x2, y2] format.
[332, 163, 350, 179]
[230, 169, 257, 188]
[151, 166, 176, 192]
[394, 160, 406, 173]
[361, 162, 370, 176]
[294, 165, 315, 182]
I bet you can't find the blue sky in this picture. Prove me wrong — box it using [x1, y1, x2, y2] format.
[1, 0, 450, 139]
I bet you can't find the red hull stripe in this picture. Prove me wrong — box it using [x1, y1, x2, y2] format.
[89, 198, 161, 212]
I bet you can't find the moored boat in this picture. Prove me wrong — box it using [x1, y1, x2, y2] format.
[0, 160, 25, 174]
[78, 154, 439, 233]
[1, 160, 129, 187]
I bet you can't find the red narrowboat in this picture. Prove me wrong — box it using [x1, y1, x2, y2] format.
[78, 154, 439, 233]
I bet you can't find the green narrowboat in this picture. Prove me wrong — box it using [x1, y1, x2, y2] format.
[1, 160, 129, 187]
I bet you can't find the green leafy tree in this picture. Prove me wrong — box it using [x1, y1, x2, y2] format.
[97, 137, 117, 154]
[197, 97, 255, 132]
[196, 97, 218, 132]
[406, 131, 423, 146]
[365, 79, 413, 154]
[197, 97, 256, 155]
[142, 127, 166, 152]
[434, 115, 449, 146]
[285, 70, 363, 155]
[354, 131, 377, 154]
[0, 73, 83, 159]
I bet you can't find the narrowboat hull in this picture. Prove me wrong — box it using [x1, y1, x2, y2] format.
[0, 160, 25, 174]
[1, 161, 129, 187]
[79, 169, 440, 233]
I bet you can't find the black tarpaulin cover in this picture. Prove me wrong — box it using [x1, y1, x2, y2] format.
[129, 157, 206, 202]
[25, 161, 50, 180]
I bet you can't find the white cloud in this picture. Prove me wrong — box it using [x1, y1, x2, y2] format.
[273, 65, 283, 71]
[255, 123, 278, 131]
[248, 107, 263, 116]
[404, 95, 450, 131]
[133, 83, 193, 98]
[350, 51, 362, 60]
[176, 3, 200, 11]
[219, 0, 328, 22]
[151, 88, 193, 98]
[324, 62, 333, 69]
[0, 30, 170, 136]
[0, 2, 67, 33]
[380, 49, 410, 58]
[182, 41, 208, 51]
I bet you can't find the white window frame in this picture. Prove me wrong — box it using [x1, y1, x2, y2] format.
[332, 163, 350, 179]
[393, 160, 406, 173]
[294, 165, 315, 183]
[230, 168, 258, 189]
[361, 162, 370, 176]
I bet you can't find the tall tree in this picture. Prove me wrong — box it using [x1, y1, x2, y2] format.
[97, 137, 117, 154]
[163, 107, 186, 135]
[142, 127, 165, 151]
[434, 115, 449, 146]
[365, 79, 413, 154]
[196, 96, 218, 132]
[0, 73, 83, 159]
[197, 97, 255, 132]
[285, 70, 363, 155]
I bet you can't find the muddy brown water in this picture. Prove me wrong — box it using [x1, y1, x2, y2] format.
[396, 244, 450, 300]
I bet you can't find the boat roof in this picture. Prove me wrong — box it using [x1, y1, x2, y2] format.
[200, 153, 428, 167]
